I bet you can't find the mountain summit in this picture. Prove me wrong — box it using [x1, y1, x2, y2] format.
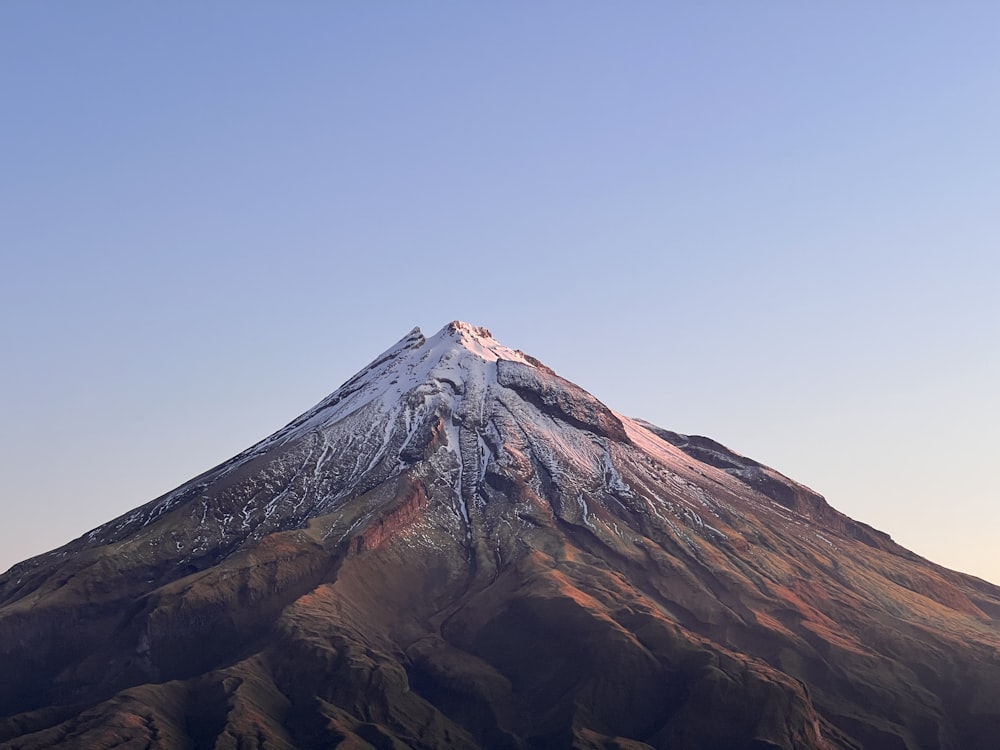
[2, 322, 999, 749]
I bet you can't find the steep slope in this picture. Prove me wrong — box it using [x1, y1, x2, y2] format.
[1, 321, 999, 750]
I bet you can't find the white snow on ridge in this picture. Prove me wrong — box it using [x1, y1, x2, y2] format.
[445, 321, 535, 365]
[95, 322, 527, 537]
[91, 321, 756, 550]
[270, 322, 535, 449]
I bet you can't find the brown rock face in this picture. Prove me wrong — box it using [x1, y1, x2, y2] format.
[1, 322, 999, 749]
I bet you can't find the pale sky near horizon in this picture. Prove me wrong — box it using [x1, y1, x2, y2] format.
[2, 4, 998, 583]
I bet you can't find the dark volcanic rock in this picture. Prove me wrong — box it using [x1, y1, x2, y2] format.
[1, 321, 999, 749]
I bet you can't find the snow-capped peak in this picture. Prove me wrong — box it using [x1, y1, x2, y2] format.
[430, 321, 535, 365]
[88, 320, 842, 582]
[244, 322, 541, 455]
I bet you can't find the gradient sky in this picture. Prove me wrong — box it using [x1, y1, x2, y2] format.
[2, 4, 998, 583]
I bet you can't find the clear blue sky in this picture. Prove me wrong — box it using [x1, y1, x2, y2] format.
[2, 4, 998, 582]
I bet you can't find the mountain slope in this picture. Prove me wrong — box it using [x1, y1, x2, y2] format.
[1, 321, 998, 750]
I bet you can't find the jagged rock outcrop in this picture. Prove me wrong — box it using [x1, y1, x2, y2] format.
[1, 321, 999, 749]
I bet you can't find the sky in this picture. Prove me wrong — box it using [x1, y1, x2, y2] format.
[1, 4, 997, 583]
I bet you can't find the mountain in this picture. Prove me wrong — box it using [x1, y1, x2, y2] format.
[1, 321, 999, 750]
